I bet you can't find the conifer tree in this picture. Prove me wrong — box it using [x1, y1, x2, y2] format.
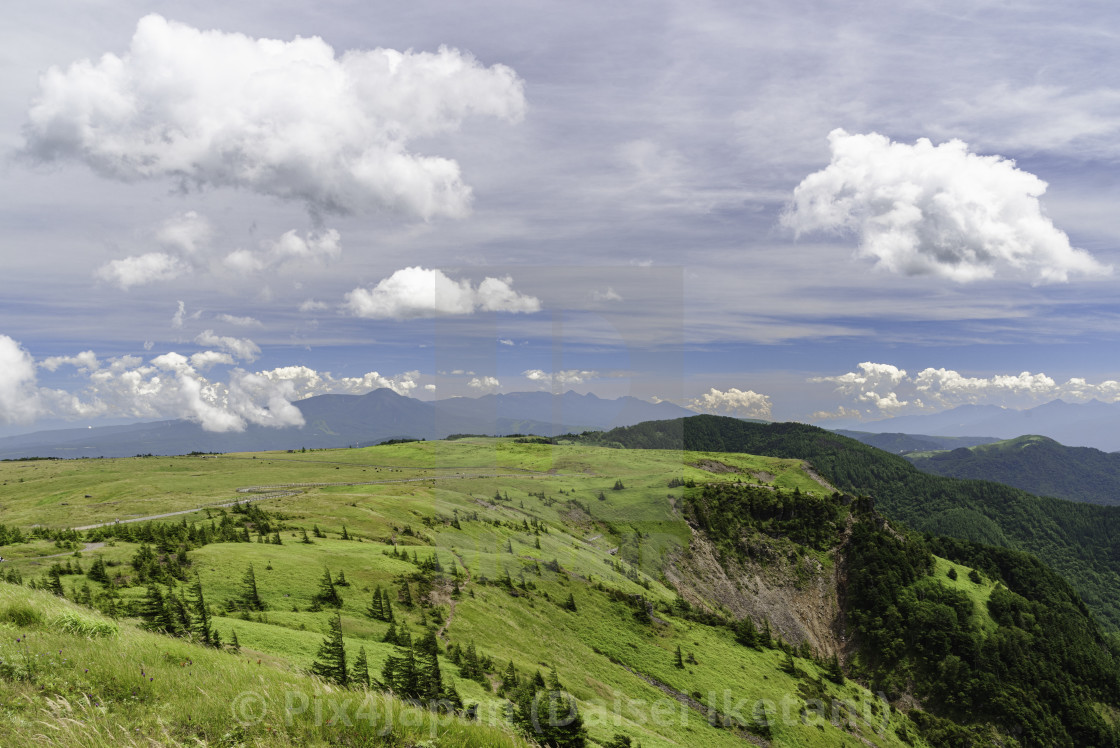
[382, 628, 419, 697]
[500, 660, 519, 695]
[674, 645, 685, 669]
[564, 593, 577, 612]
[46, 566, 65, 597]
[383, 621, 400, 645]
[336, 570, 349, 587]
[301, 528, 313, 544]
[138, 584, 174, 634]
[229, 629, 240, 653]
[87, 556, 109, 584]
[382, 588, 395, 621]
[313, 569, 343, 608]
[735, 617, 759, 648]
[353, 646, 370, 688]
[313, 525, 325, 538]
[367, 586, 384, 620]
[310, 613, 348, 686]
[399, 582, 413, 608]
[416, 628, 444, 701]
[238, 563, 265, 611]
[191, 575, 217, 647]
[272, 531, 282, 545]
[341, 525, 350, 540]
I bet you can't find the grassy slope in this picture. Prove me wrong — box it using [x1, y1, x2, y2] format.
[1, 439, 920, 747]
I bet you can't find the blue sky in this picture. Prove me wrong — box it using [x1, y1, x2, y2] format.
[3, 0, 1120, 435]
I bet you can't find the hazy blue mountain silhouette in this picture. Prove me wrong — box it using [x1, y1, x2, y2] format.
[0, 389, 696, 459]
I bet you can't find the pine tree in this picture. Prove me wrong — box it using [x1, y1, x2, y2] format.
[500, 660, 519, 695]
[313, 525, 325, 538]
[383, 621, 400, 645]
[416, 628, 444, 701]
[230, 629, 241, 653]
[382, 629, 419, 697]
[46, 566, 65, 597]
[310, 613, 348, 686]
[399, 582, 413, 608]
[87, 556, 109, 584]
[367, 586, 384, 620]
[313, 569, 343, 608]
[190, 575, 217, 647]
[735, 617, 759, 648]
[564, 593, 577, 612]
[336, 570, 349, 587]
[382, 588, 395, 621]
[353, 646, 370, 688]
[674, 645, 685, 669]
[341, 525, 350, 540]
[271, 531, 282, 545]
[825, 653, 844, 684]
[761, 619, 772, 648]
[301, 528, 313, 544]
[238, 563, 265, 611]
[138, 584, 174, 634]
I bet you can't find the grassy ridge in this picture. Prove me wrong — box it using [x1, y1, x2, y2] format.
[1, 439, 918, 747]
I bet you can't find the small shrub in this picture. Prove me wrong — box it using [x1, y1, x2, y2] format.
[53, 612, 117, 638]
[0, 602, 43, 628]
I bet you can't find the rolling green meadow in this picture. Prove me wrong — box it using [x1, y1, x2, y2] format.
[0, 438, 925, 747]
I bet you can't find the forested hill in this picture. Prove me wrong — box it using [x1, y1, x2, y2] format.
[906, 434, 1120, 506]
[574, 415, 1120, 631]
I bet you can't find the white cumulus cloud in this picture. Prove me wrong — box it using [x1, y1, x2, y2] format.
[685, 387, 772, 420]
[24, 14, 526, 219]
[0, 335, 41, 424]
[343, 267, 541, 319]
[783, 130, 1111, 283]
[224, 229, 341, 274]
[468, 376, 500, 392]
[96, 252, 188, 289]
[193, 330, 261, 362]
[813, 361, 1120, 419]
[523, 369, 599, 387]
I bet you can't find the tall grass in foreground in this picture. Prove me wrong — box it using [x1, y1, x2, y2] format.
[0, 582, 530, 747]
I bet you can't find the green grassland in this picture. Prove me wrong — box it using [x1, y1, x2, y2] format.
[2, 439, 929, 746]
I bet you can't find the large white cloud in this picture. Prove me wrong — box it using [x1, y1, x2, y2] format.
[0, 335, 41, 424]
[254, 366, 420, 398]
[24, 14, 526, 219]
[27, 350, 421, 433]
[685, 387, 772, 420]
[814, 361, 1120, 419]
[783, 130, 1111, 283]
[224, 229, 341, 274]
[343, 267, 541, 319]
[96, 252, 188, 289]
[193, 330, 261, 362]
[523, 369, 599, 387]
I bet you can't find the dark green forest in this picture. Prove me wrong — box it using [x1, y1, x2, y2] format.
[907, 435, 1120, 506]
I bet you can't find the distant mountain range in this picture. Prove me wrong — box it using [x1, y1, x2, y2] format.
[832, 430, 1001, 454]
[0, 389, 695, 460]
[825, 399, 1120, 452]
